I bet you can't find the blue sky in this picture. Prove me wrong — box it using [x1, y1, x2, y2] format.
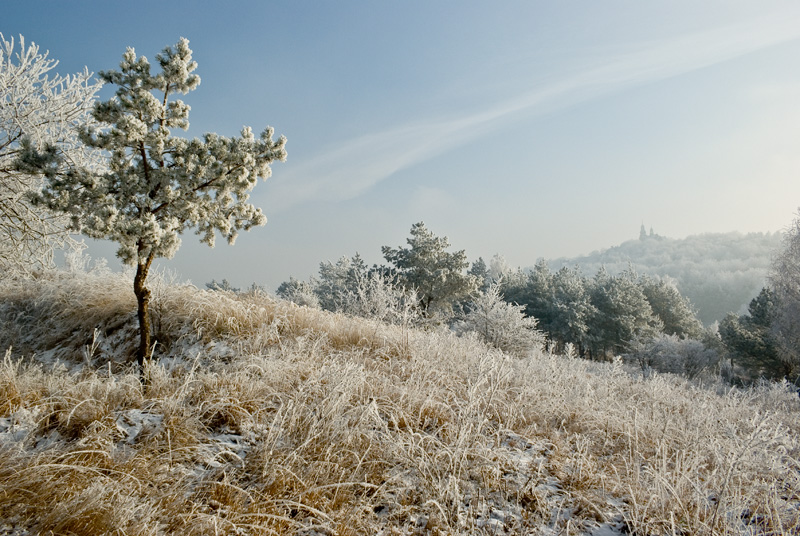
[5, 1, 800, 290]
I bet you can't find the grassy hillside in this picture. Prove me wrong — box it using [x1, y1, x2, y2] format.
[1, 268, 798, 535]
[549, 231, 782, 325]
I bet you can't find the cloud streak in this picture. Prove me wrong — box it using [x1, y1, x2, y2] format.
[268, 11, 800, 211]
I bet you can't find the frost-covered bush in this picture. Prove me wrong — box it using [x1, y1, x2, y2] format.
[276, 277, 320, 308]
[277, 256, 421, 325]
[337, 270, 420, 326]
[627, 333, 719, 379]
[205, 279, 240, 293]
[456, 283, 545, 357]
[314, 254, 368, 312]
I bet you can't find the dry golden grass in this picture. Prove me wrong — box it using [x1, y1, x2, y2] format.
[0, 269, 798, 534]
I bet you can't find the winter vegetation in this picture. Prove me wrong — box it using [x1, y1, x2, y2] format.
[453, 283, 545, 358]
[2, 34, 800, 534]
[1, 267, 799, 535]
[17, 38, 287, 369]
[0, 33, 103, 274]
[550, 227, 781, 325]
[275, 221, 792, 384]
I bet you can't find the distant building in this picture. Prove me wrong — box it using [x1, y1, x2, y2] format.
[640, 224, 663, 241]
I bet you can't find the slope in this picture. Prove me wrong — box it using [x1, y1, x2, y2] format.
[0, 268, 798, 535]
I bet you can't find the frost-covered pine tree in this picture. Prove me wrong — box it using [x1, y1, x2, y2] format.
[550, 265, 595, 354]
[1, 34, 103, 273]
[382, 222, 477, 316]
[588, 267, 659, 358]
[718, 288, 784, 379]
[639, 274, 703, 339]
[20, 38, 287, 369]
[500, 259, 554, 337]
[468, 257, 490, 292]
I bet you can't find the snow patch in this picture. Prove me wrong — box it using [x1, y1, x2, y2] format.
[115, 409, 163, 444]
[0, 407, 40, 444]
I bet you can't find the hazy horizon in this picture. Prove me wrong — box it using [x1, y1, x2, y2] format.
[82, 226, 782, 293]
[4, 2, 799, 291]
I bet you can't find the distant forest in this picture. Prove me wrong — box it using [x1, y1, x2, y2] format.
[548, 228, 782, 325]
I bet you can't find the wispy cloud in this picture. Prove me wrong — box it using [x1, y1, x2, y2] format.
[268, 11, 800, 211]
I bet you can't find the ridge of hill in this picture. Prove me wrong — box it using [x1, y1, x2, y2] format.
[548, 230, 782, 325]
[0, 268, 798, 534]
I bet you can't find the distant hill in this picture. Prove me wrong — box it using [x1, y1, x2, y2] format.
[548, 229, 783, 325]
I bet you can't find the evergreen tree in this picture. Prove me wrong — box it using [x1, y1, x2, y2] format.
[21, 39, 287, 370]
[497, 266, 529, 308]
[769, 213, 800, 378]
[382, 222, 477, 316]
[639, 275, 703, 338]
[468, 257, 490, 292]
[513, 259, 556, 338]
[469, 254, 515, 294]
[588, 268, 659, 358]
[719, 288, 787, 379]
[549, 265, 595, 354]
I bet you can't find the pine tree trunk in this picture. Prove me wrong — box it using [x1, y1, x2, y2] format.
[134, 253, 155, 373]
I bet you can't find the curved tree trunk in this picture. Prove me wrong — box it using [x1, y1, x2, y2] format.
[134, 252, 155, 373]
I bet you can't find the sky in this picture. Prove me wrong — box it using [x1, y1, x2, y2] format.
[4, 1, 800, 291]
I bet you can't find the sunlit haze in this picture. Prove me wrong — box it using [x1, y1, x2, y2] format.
[4, 1, 800, 290]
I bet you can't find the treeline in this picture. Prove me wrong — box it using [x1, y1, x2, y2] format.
[266, 221, 800, 385]
[487, 260, 706, 359]
[260, 221, 800, 385]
